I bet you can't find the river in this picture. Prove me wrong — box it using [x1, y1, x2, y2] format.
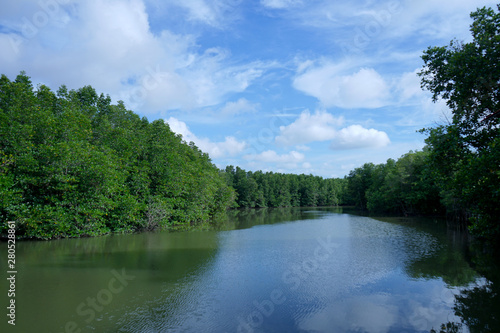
[1, 208, 499, 332]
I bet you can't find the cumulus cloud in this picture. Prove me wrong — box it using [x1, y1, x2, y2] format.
[275, 109, 390, 150]
[0, 0, 270, 114]
[330, 125, 390, 150]
[293, 61, 390, 108]
[276, 109, 344, 146]
[166, 117, 246, 158]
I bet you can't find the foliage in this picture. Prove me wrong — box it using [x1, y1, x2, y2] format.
[442, 243, 500, 333]
[221, 166, 344, 208]
[0, 72, 234, 239]
[344, 150, 444, 216]
[419, 4, 500, 240]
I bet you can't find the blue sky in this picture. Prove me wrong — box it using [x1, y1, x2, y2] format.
[1, 0, 496, 177]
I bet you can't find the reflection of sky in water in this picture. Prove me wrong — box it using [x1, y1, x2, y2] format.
[297, 274, 465, 333]
[117, 212, 476, 333]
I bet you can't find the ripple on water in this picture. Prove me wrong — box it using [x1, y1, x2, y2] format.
[113, 212, 450, 333]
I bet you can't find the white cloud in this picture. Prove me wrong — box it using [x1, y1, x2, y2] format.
[166, 117, 246, 158]
[276, 109, 344, 146]
[171, 0, 219, 26]
[276, 109, 390, 150]
[330, 125, 390, 150]
[0, 0, 270, 114]
[272, 0, 497, 41]
[220, 98, 259, 116]
[2, 0, 483, 179]
[166, 117, 193, 140]
[293, 61, 390, 108]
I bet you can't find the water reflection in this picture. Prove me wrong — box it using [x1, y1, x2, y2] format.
[374, 217, 500, 333]
[1, 208, 499, 333]
[455, 280, 500, 332]
[0, 231, 220, 333]
[215, 207, 332, 230]
[431, 243, 500, 333]
[292, 215, 467, 333]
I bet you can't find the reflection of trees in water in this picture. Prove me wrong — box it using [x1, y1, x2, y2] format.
[431, 281, 500, 332]
[429, 242, 500, 332]
[452, 241, 500, 333]
[215, 207, 334, 230]
[396, 217, 478, 287]
[387, 216, 500, 332]
[406, 245, 478, 287]
[454, 281, 500, 332]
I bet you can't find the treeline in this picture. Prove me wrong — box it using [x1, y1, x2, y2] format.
[0, 72, 234, 239]
[221, 166, 344, 208]
[343, 149, 444, 217]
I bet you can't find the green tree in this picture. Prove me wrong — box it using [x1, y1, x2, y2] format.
[419, 5, 500, 240]
[221, 167, 342, 209]
[344, 163, 375, 209]
[0, 72, 235, 239]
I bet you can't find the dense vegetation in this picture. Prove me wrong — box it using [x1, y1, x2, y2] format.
[0, 73, 234, 239]
[419, 5, 500, 240]
[343, 149, 444, 216]
[222, 166, 344, 208]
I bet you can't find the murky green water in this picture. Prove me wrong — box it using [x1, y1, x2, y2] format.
[1, 208, 499, 332]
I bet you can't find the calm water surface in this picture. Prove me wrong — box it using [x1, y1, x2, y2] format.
[1, 208, 499, 332]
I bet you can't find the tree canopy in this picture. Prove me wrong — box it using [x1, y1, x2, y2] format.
[222, 166, 344, 209]
[343, 150, 444, 216]
[0, 72, 234, 239]
[419, 5, 500, 240]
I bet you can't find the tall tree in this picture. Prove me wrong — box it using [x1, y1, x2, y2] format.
[419, 5, 500, 240]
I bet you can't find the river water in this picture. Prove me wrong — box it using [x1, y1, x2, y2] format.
[1, 208, 499, 332]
